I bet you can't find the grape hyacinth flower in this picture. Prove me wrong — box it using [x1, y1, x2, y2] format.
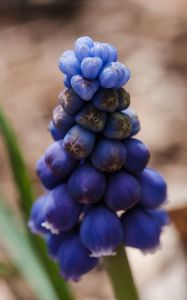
[29, 35, 169, 289]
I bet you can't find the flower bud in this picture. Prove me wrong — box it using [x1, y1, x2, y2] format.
[80, 205, 123, 257]
[115, 67, 130, 89]
[117, 88, 130, 110]
[121, 206, 169, 250]
[59, 50, 80, 76]
[36, 156, 63, 190]
[68, 163, 106, 204]
[105, 43, 118, 63]
[75, 36, 94, 49]
[91, 139, 127, 173]
[122, 108, 140, 136]
[45, 184, 82, 231]
[58, 88, 84, 115]
[105, 171, 140, 211]
[63, 125, 95, 159]
[103, 112, 132, 140]
[99, 62, 130, 89]
[123, 138, 150, 174]
[93, 88, 119, 112]
[81, 57, 103, 80]
[90, 42, 110, 63]
[58, 231, 98, 281]
[138, 168, 167, 208]
[75, 104, 107, 132]
[28, 196, 49, 235]
[52, 105, 74, 133]
[44, 142, 77, 178]
[46, 232, 68, 260]
[63, 75, 71, 88]
[48, 121, 65, 141]
[71, 75, 100, 101]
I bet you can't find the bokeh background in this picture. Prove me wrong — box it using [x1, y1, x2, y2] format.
[0, 0, 187, 299]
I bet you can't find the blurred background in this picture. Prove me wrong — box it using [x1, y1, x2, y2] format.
[0, 0, 187, 299]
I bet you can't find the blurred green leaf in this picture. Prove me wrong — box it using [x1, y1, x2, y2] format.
[0, 108, 34, 220]
[0, 107, 75, 300]
[0, 198, 59, 300]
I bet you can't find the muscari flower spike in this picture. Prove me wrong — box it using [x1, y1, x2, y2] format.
[29, 35, 169, 281]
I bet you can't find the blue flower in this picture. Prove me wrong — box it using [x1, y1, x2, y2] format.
[36, 156, 63, 190]
[91, 138, 127, 173]
[46, 232, 69, 260]
[48, 120, 66, 141]
[44, 141, 77, 179]
[75, 103, 107, 132]
[103, 112, 132, 140]
[52, 105, 75, 133]
[117, 88, 130, 110]
[71, 75, 100, 101]
[121, 206, 169, 250]
[80, 205, 123, 257]
[138, 168, 167, 208]
[59, 50, 80, 76]
[93, 88, 119, 112]
[63, 125, 95, 159]
[68, 163, 106, 204]
[44, 184, 82, 232]
[122, 108, 140, 137]
[123, 138, 150, 174]
[105, 171, 140, 211]
[58, 230, 98, 281]
[28, 196, 49, 235]
[58, 88, 85, 115]
[81, 57, 103, 80]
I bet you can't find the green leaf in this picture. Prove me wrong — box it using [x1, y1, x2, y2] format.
[0, 107, 75, 300]
[0, 108, 34, 220]
[0, 198, 59, 300]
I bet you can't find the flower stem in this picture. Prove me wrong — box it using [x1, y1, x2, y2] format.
[103, 245, 139, 300]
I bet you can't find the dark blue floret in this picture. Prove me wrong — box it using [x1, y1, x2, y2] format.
[44, 184, 82, 232]
[63, 125, 95, 159]
[75, 104, 107, 132]
[44, 142, 77, 178]
[46, 232, 69, 260]
[138, 168, 167, 209]
[59, 50, 80, 76]
[122, 108, 140, 137]
[68, 163, 106, 204]
[121, 206, 169, 250]
[58, 230, 98, 281]
[103, 112, 132, 140]
[91, 139, 127, 173]
[28, 195, 49, 235]
[81, 57, 103, 80]
[117, 88, 130, 110]
[123, 138, 150, 174]
[80, 205, 123, 257]
[105, 171, 140, 211]
[71, 75, 100, 101]
[36, 156, 63, 190]
[52, 105, 75, 133]
[48, 120, 66, 141]
[92, 88, 119, 113]
[58, 88, 85, 115]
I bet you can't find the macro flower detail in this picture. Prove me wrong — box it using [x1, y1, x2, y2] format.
[29, 36, 169, 282]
